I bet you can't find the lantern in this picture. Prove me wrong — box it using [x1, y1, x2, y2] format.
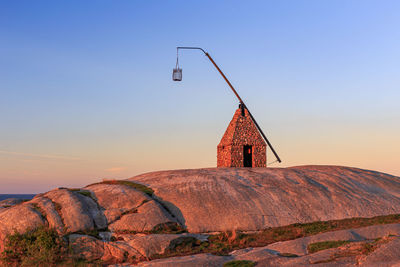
[172, 68, 182, 81]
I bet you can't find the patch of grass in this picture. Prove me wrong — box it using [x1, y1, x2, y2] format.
[152, 213, 400, 261]
[73, 229, 101, 239]
[57, 258, 103, 267]
[165, 237, 202, 254]
[359, 237, 389, 256]
[361, 242, 375, 255]
[307, 240, 350, 253]
[1, 205, 11, 208]
[152, 237, 214, 259]
[311, 237, 393, 264]
[312, 240, 383, 264]
[90, 180, 154, 196]
[223, 260, 256, 267]
[68, 188, 96, 200]
[0, 226, 67, 266]
[0, 225, 106, 266]
[150, 222, 187, 234]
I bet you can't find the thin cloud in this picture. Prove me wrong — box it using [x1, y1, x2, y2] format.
[104, 167, 126, 173]
[0, 150, 81, 161]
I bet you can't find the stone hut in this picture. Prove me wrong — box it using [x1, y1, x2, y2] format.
[217, 104, 267, 167]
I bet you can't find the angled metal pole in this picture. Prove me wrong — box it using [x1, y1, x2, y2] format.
[176, 47, 282, 163]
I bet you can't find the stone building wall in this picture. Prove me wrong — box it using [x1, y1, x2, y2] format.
[217, 107, 266, 167]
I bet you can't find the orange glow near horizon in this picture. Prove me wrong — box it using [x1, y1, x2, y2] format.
[1, 1, 399, 194]
[1, 124, 399, 194]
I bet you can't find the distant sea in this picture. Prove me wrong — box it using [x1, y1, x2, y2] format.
[0, 194, 36, 201]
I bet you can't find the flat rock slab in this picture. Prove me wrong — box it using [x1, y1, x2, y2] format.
[266, 223, 400, 256]
[130, 166, 400, 233]
[135, 238, 400, 267]
[359, 237, 400, 266]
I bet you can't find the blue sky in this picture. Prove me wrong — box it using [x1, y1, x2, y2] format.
[1, 1, 399, 193]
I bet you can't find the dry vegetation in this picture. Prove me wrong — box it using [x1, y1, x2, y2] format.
[307, 240, 350, 253]
[152, 213, 400, 260]
[2, 214, 399, 265]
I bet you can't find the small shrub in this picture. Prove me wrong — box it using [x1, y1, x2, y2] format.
[68, 189, 95, 200]
[1, 226, 67, 266]
[150, 222, 186, 234]
[165, 237, 200, 254]
[151, 214, 400, 261]
[307, 240, 350, 253]
[223, 260, 256, 267]
[361, 242, 375, 255]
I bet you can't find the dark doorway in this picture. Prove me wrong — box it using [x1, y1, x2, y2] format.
[243, 145, 252, 167]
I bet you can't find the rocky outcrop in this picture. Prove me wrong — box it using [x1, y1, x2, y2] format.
[0, 198, 25, 208]
[360, 238, 400, 266]
[43, 188, 107, 233]
[85, 183, 151, 224]
[265, 223, 400, 256]
[1, 165, 400, 265]
[131, 166, 400, 232]
[0, 181, 193, 264]
[68, 233, 209, 263]
[137, 234, 400, 267]
[137, 253, 231, 267]
[108, 200, 177, 233]
[30, 196, 64, 233]
[0, 203, 46, 251]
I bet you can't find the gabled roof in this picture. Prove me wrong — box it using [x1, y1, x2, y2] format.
[218, 107, 266, 147]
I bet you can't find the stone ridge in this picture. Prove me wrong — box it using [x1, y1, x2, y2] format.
[0, 165, 400, 265]
[217, 107, 266, 167]
[131, 165, 400, 233]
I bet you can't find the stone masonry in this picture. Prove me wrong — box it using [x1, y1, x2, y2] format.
[217, 105, 266, 167]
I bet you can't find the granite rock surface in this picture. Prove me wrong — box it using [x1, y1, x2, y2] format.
[1, 165, 400, 265]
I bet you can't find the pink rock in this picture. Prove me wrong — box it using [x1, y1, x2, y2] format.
[131, 166, 400, 233]
[108, 200, 176, 233]
[86, 183, 151, 224]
